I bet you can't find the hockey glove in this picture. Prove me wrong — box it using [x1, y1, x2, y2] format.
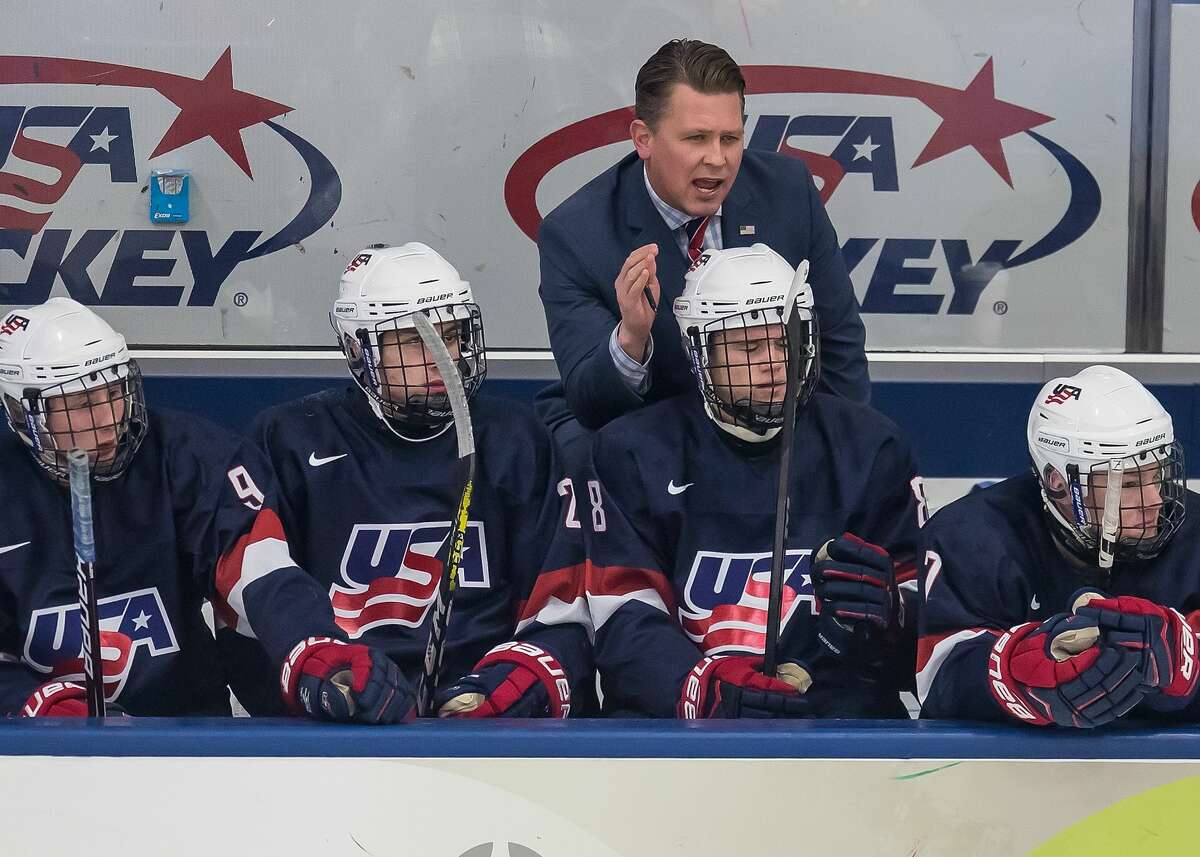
[21, 681, 126, 717]
[436, 641, 572, 718]
[1074, 595, 1199, 707]
[811, 533, 895, 660]
[988, 612, 1145, 728]
[281, 637, 414, 724]
[678, 655, 812, 719]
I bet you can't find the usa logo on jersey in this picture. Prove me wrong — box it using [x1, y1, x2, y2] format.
[23, 587, 179, 701]
[331, 522, 491, 637]
[679, 549, 815, 656]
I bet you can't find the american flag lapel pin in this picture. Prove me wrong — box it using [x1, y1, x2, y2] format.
[739, 225, 756, 236]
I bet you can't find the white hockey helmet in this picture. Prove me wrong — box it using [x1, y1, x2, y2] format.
[0, 297, 147, 481]
[1027, 365, 1184, 566]
[330, 243, 486, 430]
[672, 244, 819, 442]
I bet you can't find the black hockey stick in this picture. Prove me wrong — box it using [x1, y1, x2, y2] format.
[762, 299, 803, 678]
[67, 449, 106, 718]
[411, 311, 476, 716]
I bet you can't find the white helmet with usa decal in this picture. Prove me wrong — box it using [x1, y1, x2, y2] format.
[672, 243, 819, 443]
[0, 297, 146, 481]
[330, 243, 486, 431]
[1027, 365, 1184, 567]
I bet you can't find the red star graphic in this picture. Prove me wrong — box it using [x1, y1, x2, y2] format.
[912, 58, 1053, 187]
[150, 47, 292, 178]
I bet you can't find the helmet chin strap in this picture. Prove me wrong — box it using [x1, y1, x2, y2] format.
[704, 399, 781, 443]
[347, 370, 454, 444]
[363, 394, 454, 444]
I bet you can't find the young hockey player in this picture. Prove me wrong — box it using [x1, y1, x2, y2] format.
[0, 298, 408, 722]
[522, 244, 923, 717]
[231, 244, 590, 718]
[918, 366, 1200, 728]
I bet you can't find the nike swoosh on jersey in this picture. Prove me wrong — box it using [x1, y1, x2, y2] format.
[667, 480, 694, 495]
[1030, 595, 1041, 611]
[0, 541, 30, 555]
[308, 452, 349, 467]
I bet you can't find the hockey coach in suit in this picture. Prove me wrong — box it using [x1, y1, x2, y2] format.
[535, 38, 870, 461]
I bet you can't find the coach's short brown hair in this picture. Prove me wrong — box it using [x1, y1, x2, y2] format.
[635, 40, 746, 128]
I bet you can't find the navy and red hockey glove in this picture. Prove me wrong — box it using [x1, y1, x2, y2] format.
[1074, 594, 1199, 709]
[987, 613, 1145, 728]
[21, 681, 126, 717]
[280, 637, 414, 724]
[678, 655, 812, 719]
[811, 533, 896, 660]
[436, 641, 572, 718]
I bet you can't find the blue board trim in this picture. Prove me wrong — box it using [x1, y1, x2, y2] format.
[137, 377, 1200, 478]
[3, 718, 1200, 759]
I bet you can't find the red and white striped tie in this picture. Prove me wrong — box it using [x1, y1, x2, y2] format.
[685, 216, 710, 263]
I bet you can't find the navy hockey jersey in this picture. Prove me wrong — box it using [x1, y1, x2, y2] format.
[522, 391, 923, 718]
[0, 409, 341, 716]
[234, 387, 591, 709]
[918, 473, 1200, 723]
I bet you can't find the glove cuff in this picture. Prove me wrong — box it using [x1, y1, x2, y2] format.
[279, 636, 347, 716]
[475, 641, 572, 718]
[678, 656, 721, 719]
[22, 681, 88, 718]
[987, 624, 1053, 727]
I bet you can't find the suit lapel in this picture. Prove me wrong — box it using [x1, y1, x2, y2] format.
[619, 156, 690, 303]
[720, 169, 765, 250]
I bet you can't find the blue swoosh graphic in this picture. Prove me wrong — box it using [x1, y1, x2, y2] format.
[246, 119, 342, 260]
[1004, 130, 1101, 269]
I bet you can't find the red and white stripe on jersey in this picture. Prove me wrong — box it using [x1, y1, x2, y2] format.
[915, 626, 997, 705]
[895, 558, 918, 591]
[515, 561, 676, 639]
[214, 507, 298, 638]
[329, 546, 443, 636]
[680, 572, 806, 656]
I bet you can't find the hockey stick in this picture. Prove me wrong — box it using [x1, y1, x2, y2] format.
[411, 311, 476, 716]
[67, 449, 106, 718]
[1097, 459, 1125, 570]
[762, 282, 805, 678]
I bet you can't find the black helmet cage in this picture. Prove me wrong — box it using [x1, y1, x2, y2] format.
[339, 303, 486, 429]
[1050, 442, 1187, 563]
[684, 305, 820, 434]
[3, 360, 148, 482]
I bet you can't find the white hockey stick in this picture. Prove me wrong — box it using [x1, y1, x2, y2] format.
[1097, 458, 1125, 570]
[411, 311, 476, 716]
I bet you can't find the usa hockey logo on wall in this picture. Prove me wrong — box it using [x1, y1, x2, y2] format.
[331, 521, 491, 637]
[506, 59, 1099, 319]
[23, 586, 179, 701]
[0, 50, 340, 307]
[679, 548, 815, 656]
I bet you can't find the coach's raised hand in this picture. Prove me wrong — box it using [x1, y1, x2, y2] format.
[615, 243, 660, 362]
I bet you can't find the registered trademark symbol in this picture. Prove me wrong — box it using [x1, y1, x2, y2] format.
[993, 300, 1008, 315]
[234, 292, 248, 307]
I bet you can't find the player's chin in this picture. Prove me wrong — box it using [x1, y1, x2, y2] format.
[91, 447, 118, 465]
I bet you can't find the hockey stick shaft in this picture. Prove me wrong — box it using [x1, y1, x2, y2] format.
[411, 311, 476, 716]
[67, 450, 105, 718]
[763, 306, 803, 677]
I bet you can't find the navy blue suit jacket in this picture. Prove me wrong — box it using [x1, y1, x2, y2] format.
[536, 149, 869, 432]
